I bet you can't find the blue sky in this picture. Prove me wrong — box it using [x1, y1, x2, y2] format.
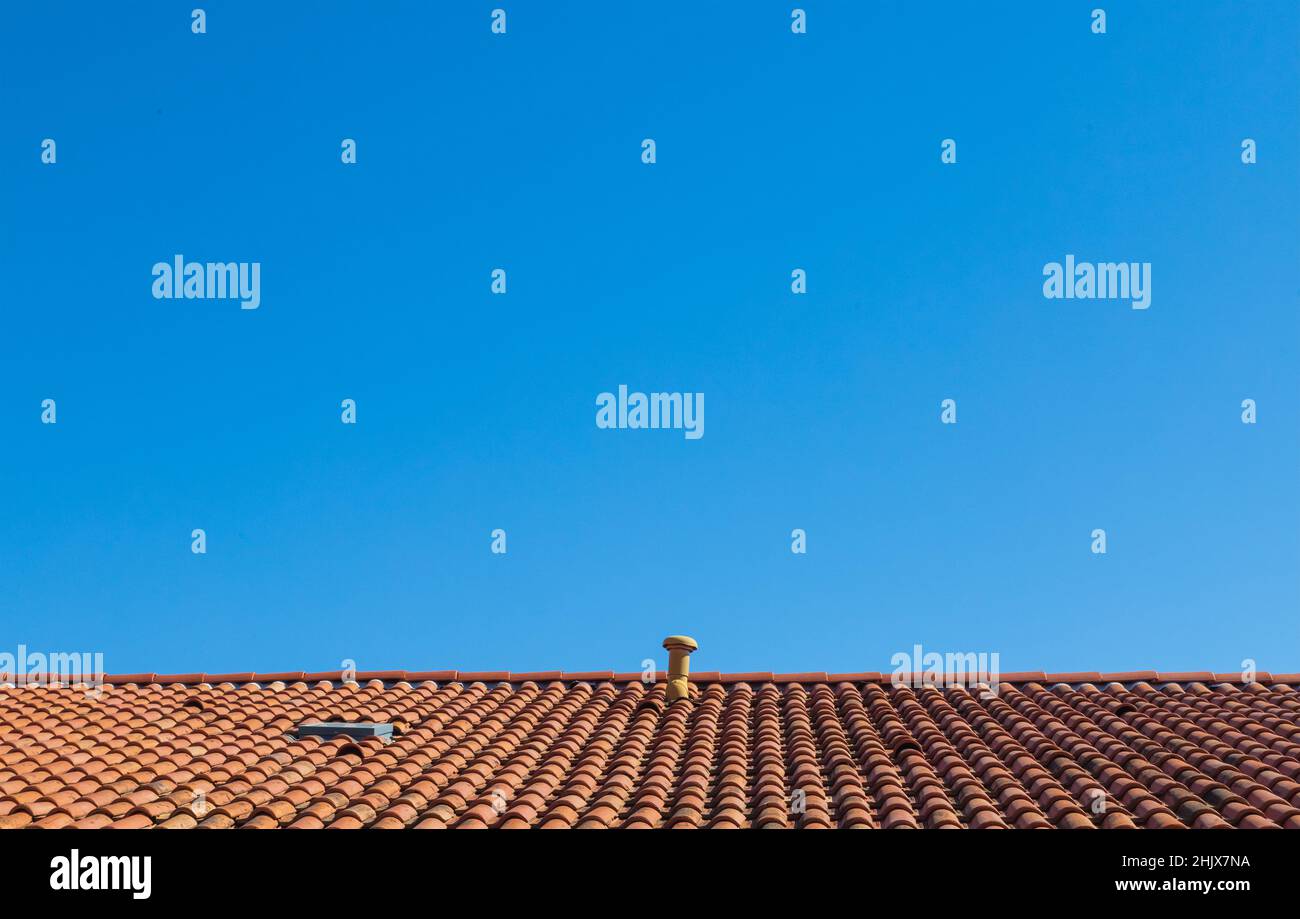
[2, 2, 1296, 677]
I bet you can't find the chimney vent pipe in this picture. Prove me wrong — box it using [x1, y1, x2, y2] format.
[662, 635, 699, 703]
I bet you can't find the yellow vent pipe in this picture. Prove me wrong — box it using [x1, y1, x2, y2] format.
[662, 635, 699, 703]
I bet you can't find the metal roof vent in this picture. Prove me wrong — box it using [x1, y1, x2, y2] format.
[295, 721, 394, 744]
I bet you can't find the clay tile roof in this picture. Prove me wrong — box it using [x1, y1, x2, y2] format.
[1, 670, 1297, 829]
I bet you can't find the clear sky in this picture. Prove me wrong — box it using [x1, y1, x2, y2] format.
[2, 2, 1296, 677]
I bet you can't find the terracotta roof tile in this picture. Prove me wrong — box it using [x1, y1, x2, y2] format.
[1, 671, 1296, 828]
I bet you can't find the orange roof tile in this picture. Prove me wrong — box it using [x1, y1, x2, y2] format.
[1, 671, 1298, 829]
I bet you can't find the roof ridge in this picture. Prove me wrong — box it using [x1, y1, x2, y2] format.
[6, 669, 1298, 686]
